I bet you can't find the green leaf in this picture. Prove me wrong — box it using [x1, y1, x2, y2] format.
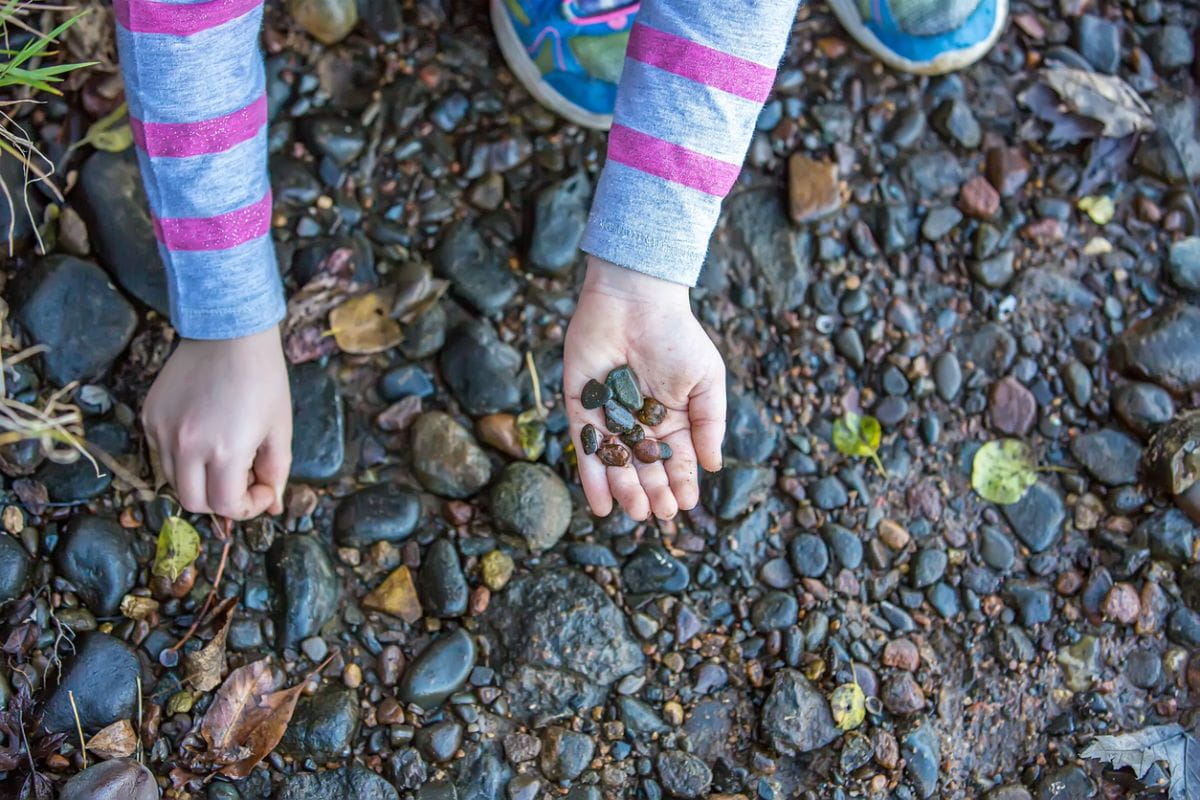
[832, 411, 886, 476]
[971, 439, 1038, 505]
[153, 516, 201, 581]
[90, 125, 133, 152]
[516, 408, 546, 461]
[829, 682, 865, 731]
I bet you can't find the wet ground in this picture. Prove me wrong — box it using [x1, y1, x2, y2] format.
[1, 0, 1200, 797]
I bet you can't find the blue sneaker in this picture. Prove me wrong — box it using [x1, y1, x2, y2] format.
[490, 0, 638, 130]
[828, 0, 1008, 74]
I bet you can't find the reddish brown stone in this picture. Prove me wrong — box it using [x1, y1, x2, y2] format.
[882, 638, 920, 671]
[872, 729, 899, 769]
[1103, 582, 1141, 624]
[988, 376, 1037, 436]
[881, 673, 925, 714]
[788, 154, 841, 223]
[959, 175, 1000, 219]
[986, 147, 1032, 197]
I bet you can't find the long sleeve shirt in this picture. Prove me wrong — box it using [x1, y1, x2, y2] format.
[114, 0, 798, 340]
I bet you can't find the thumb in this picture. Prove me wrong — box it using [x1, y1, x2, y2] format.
[253, 425, 292, 515]
[688, 368, 726, 473]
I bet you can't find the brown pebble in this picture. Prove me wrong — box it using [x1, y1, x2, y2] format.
[872, 729, 899, 770]
[877, 519, 910, 550]
[621, 425, 646, 446]
[633, 439, 661, 464]
[637, 397, 668, 427]
[470, 585, 491, 615]
[598, 442, 630, 467]
[881, 638, 920, 671]
[959, 174, 1000, 218]
[1103, 582, 1140, 624]
[581, 423, 600, 455]
[881, 673, 925, 714]
[343, 662, 363, 689]
[377, 697, 405, 725]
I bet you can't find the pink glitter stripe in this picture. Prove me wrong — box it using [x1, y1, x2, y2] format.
[607, 124, 740, 196]
[131, 94, 266, 158]
[626, 23, 775, 103]
[154, 191, 272, 251]
[114, 0, 260, 36]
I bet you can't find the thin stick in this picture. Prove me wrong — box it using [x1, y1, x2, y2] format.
[525, 351, 546, 419]
[67, 689, 86, 768]
[135, 674, 143, 764]
[165, 520, 232, 655]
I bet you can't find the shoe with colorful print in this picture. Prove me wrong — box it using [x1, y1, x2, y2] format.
[828, 0, 1008, 75]
[490, 0, 638, 130]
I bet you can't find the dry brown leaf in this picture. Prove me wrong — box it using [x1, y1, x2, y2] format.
[119, 595, 159, 622]
[184, 597, 237, 693]
[329, 289, 403, 354]
[282, 248, 361, 364]
[362, 565, 422, 623]
[85, 720, 137, 760]
[1039, 67, 1153, 138]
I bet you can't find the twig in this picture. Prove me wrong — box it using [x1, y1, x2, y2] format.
[135, 674, 143, 764]
[165, 519, 232, 656]
[525, 351, 546, 419]
[67, 689, 85, 768]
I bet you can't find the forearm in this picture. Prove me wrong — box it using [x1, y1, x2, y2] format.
[115, 0, 284, 339]
[580, 0, 800, 286]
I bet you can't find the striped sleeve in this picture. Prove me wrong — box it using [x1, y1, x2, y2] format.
[114, 0, 285, 339]
[580, 1, 800, 286]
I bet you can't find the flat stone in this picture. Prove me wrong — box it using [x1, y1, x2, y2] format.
[439, 321, 523, 415]
[433, 221, 518, 315]
[410, 411, 494, 498]
[1001, 481, 1065, 553]
[0, 534, 31, 604]
[269, 534, 341, 649]
[986, 146, 1031, 197]
[1074, 15, 1120, 73]
[540, 726, 594, 782]
[959, 175, 1000, 219]
[289, 363, 345, 482]
[42, 632, 138, 734]
[760, 669, 838, 754]
[334, 483, 420, 546]
[280, 687, 361, 761]
[490, 463, 571, 551]
[528, 172, 590, 275]
[60, 760, 157, 800]
[276, 766, 397, 800]
[787, 154, 841, 223]
[930, 98, 981, 148]
[656, 750, 712, 799]
[988, 376, 1037, 435]
[1070, 429, 1142, 486]
[54, 515, 136, 616]
[399, 628, 477, 710]
[1111, 302, 1200, 393]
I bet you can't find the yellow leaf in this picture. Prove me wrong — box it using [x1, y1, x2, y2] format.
[91, 124, 133, 153]
[971, 439, 1038, 505]
[153, 516, 201, 582]
[328, 290, 403, 354]
[1078, 195, 1115, 225]
[830, 682, 866, 731]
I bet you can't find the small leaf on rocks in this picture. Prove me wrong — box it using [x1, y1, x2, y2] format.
[971, 439, 1038, 504]
[516, 408, 546, 461]
[85, 719, 137, 760]
[829, 682, 865, 731]
[329, 289, 403, 354]
[184, 598, 237, 693]
[153, 516, 201, 582]
[832, 411, 886, 476]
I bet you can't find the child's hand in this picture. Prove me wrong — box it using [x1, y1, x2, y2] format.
[142, 326, 291, 519]
[564, 257, 726, 521]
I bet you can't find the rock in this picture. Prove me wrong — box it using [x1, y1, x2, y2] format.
[490, 463, 571, 551]
[723, 189, 811, 314]
[986, 147, 1031, 197]
[751, 590, 799, 631]
[988, 376, 1037, 436]
[1001, 481, 1064, 553]
[410, 411, 494, 498]
[433, 221, 518, 315]
[540, 726, 593, 782]
[529, 173, 590, 275]
[398, 628, 476, 710]
[60, 760, 159, 800]
[959, 175, 1000, 219]
[280, 687, 360, 761]
[930, 99, 981, 148]
[823, 523, 863, 569]
[760, 669, 838, 754]
[289, 363, 345, 482]
[811, 476, 849, 509]
[363, 565, 422, 623]
[483, 568, 643, 723]
[38, 421, 127, 502]
[1074, 15, 1120, 73]
[1167, 236, 1200, 292]
[934, 352, 962, 401]
[42, 633, 138, 734]
[1056, 634, 1100, 692]
[883, 638, 920, 671]
[288, 0, 357, 44]
[882, 672, 925, 714]
[1147, 24, 1194, 71]
[922, 206, 963, 241]
[726, 390, 778, 463]
[985, 785, 1033, 800]
[1111, 303, 1200, 393]
[1113, 382, 1174, 437]
[13, 256, 136, 386]
[788, 533, 829, 578]
[276, 766, 397, 800]
[656, 751, 712, 799]
[439, 321, 522, 416]
[911, 548, 948, 588]
[1008, 580, 1053, 626]
[902, 722, 939, 799]
[54, 515, 136, 616]
[980, 526, 1016, 572]
[416, 719, 462, 762]
[418, 539, 469, 617]
[0, 533, 31, 603]
[1070, 429, 1141, 485]
[957, 322, 1016, 375]
[703, 463, 774, 520]
[401, 303, 447, 360]
[623, 546, 689, 593]
[0, 150, 40, 251]
[334, 484, 420, 546]
[301, 115, 365, 165]
[378, 365, 435, 402]
[1063, 361, 1093, 408]
[1035, 765, 1093, 800]
[1137, 509, 1196, 564]
[787, 154, 841, 223]
[76, 150, 167, 313]
[269, 534, 340, 649]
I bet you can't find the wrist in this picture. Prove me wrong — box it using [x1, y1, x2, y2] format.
[581, 256, 690, 308]
[180, 324, 281, 353]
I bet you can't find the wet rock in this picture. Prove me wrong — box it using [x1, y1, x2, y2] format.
[725, 390, 778, 462]
[1167, 237, 1200, 292]
[988, 376, 1037, 435]
[0, 534, 30, 603]
[911, 548, 948, 588]
[751, 590, 799, 631]
[76, 150, 167, 313]
[1070, 429, 1141, 486]
[280, 687, 360, 761]
[490, 463, 571, 551]
[38, 421, 127, 502]
[1110, 303, 1200, 393]
[760, 669, 838, 754]
[957, 322, 1016, 375]
[42, 632, 138, 734]
[1147, 24, 1194, 71]
[902, 722, 940, 799]
[787, 154, 841, 223]
[398, 628, 476, 710]
[980, 526, 1016, 572]
[13, 256, 136, 386]
[433, 222, 518, 315]
[922, 206, 963, 241]
[529, 173, 590, 275]
[580, 380, 611, 410]
[1035, 765, 1093, 800]
[723, 189, 811, 314]
[288, 0, 358, 44]
[1008, 580, 1053, 626]
[882, 672, 926, 714]
[1057, 635, 1100, 692]
[439, 321, 522, 415]
[269, 534, 341, 649]
[930, 98, 981, 148]
[54, 515, 136, 616]
[1000, 481, 1065, 553]
[971, 250, 1015, 289]
[986, 147, 1031, 197]
[1074, 15, 1120, 73]
[0, 151, 40, 250]
[334, 483, 420, 546]
[1063, 361, 1092, 408]
[823, 523, 863, 569]
[276, 766, 397, 800]
[703, 463, 774, 520]
[418, 539, 468, 618]
[934, 352, 962, 401]
[624, 546, 689, 593]
[1137, 509, 1195, 564]
[379, 365, 435, 402]
[540, 726, 593, 782]
[959, 175, 1000, 219]
[60, 760, 158, 800]
[656, 750, 712, 799]
[1167, 606, 1200, 646]
[289, 363, 345, 482]
[401, 303, 447, 360]
[811, 476, 849, 509]
[410, 411, 494, 498]
[1113, 382, 1174, 437]
[1125, 648, 1162, 689]
[302, 115, 365, 165]
[416, 719, 462, 763]
[789, 533, 829, 578]
[986, 785, 1033, 800]
[483, 568, 643, 723]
